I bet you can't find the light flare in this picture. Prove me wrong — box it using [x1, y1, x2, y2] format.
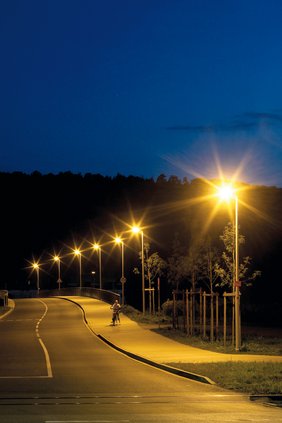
[217, 183, 236, 202]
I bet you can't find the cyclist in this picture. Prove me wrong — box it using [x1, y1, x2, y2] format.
[110, 299, 121, 325]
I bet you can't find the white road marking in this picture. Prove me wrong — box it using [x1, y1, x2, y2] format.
[36, 298, 53, 378]
[0, 298, 53, 379]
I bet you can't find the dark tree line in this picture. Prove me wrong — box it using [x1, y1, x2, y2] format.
[1, 171, 282, 325]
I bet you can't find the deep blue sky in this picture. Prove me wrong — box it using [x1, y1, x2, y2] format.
[1, 0, 282, 186]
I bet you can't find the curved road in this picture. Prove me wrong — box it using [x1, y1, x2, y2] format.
[0, 298, 281, 422]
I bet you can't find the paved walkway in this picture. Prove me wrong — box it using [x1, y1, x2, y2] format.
[64, 296, 282, 365]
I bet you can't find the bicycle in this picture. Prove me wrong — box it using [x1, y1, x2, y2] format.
[112, 310, 120, 326]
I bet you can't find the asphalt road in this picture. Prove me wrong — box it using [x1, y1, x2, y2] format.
[0, 297, 281, 423]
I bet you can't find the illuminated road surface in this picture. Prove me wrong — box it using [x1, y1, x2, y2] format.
[0, 298, 281, 423]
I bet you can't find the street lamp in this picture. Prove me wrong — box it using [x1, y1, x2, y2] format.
[32, 262, 40, 293]
[93, 243, 102, 289]
[217, 183, 241, 351]
[131, 226, 145, 314]
[73, 249, 82, 289]
[114, 237, 126, 306]
[53, 255, 62, 290]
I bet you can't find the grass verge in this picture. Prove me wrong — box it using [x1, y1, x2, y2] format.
[152, 327, 282, 356]
[122, 306, 282, 395]
[164, 361, 282, 395]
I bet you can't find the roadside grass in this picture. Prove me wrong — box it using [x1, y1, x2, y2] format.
[122, 306, 282, 395]
[122, 305, 171, 325]
[152, 327, 282, 356]
[164, 361, 282, 395]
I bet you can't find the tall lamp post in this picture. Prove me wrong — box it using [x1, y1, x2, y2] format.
[32, 262, 40, 293]
[234, 193, 240, 351]
[53, 255, 62, 290]
[217, 183, 241, 351]
[93, 243, 102, 290]
[131, 226, 145, 314]
[73, 249, 82, 289]
[114, 237, 126, 306]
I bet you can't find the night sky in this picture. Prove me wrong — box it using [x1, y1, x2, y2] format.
[1, 0, 282, 186]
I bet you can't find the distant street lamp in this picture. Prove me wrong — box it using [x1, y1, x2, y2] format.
[93, 243, 102, 289]
[131, 226, 145, 314]
[217, 183, 241, 351]
[114, 237, 126, 306]
[53, 255, 62, 290]
[73, 249, 82, 289]
[32, 262, 40, 293]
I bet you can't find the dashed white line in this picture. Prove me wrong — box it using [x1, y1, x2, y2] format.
[0, 298, 53, 379]
[36, 298, 53, 378]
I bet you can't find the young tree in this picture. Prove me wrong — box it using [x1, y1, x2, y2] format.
[201, 238, 221, 294]
[133, 242, 167, 313]
[215, 222, 261, 290]
[186, 242, 206, 292]
[167, 232, 187, 291]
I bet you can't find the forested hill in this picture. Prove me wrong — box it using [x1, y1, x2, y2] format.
[1, 171, 282, 322]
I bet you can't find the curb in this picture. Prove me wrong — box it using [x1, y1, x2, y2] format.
[58, 296, 214, 385]
[250, 394, 282, 407]
[0, 299, 15, 320]
[56, 296, 90, 324]
[97, 333, 214, 385]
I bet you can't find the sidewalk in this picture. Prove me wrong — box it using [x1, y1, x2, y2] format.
[65, 296, 282, 367]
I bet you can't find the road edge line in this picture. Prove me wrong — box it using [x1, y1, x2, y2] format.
[0, 299, 15, 320]
[36, 299, 53, 378]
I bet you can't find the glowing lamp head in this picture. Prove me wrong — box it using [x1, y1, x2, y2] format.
[74, 249, 81, 256]
[93, 243, 100, 251]
[131, 226, 141, 234]
[33, 263, 39, 269]
[54, 255, 60, 262]
[217, 183, 235, 202]
[114, 237, 122, 244]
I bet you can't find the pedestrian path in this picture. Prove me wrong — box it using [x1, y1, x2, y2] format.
[65, 296, 282, 365]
